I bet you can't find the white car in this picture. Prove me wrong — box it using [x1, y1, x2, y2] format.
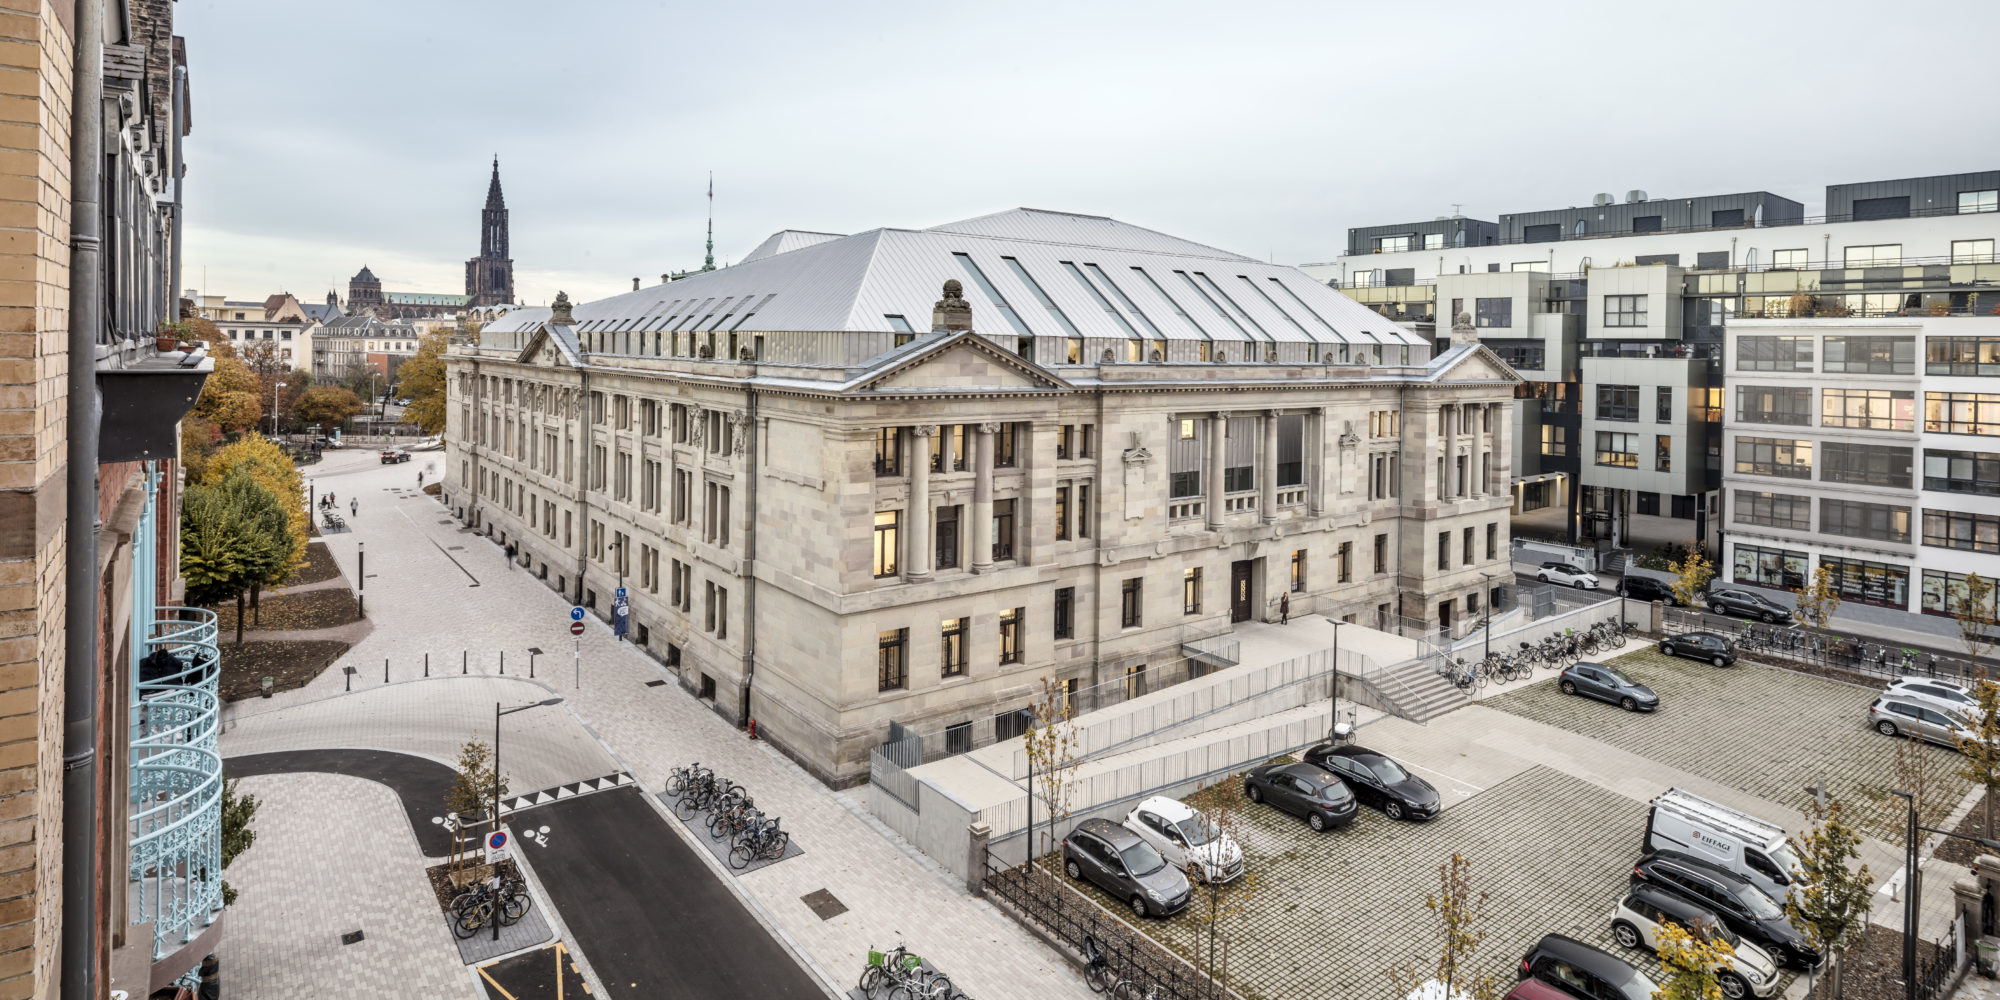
[1612, 887, 1780, 998]
[1884, 677, 1981, 717]
[1536, 561, 1599, 589]
[1122, 796, 1244, 884]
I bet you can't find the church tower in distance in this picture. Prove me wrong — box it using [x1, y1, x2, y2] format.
[466, 157, 515, 306]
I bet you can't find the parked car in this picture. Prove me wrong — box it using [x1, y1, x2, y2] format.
[1501, 979, 1573, 1000]
[1060, 818, 1191, 919]
[1122, 796, 1244, 884]
[1618, 576, 1681, 605]
[1703, 588, 1793, 624]
[1884, 677, 1980, 717]
[1611, 885, 1782, 998]
[1243, 761, 1358, 832]
[379, 449, 411, 464]
[1868, 695, 1978, 749]
[1536, 561, 1600, 590]
[1558, 661, 1659, 712]
[1302, 743, 1441, 821]
[1645, 788, 1798, 903]
[1631, 850, 1819, 969]
[1516, 934, 1658, 1000]
[1657, 631, 1736, 667]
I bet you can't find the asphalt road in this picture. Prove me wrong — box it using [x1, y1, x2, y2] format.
[479, 942, 591, 999]
[514, 786, 825, 1000]
[224, 747, 459, 857]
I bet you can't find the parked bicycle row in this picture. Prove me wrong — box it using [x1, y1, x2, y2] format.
[859, 943, 967, 1000]
[666, 762, 789, 869]
[1438, 619, 1636, 693]
[449, 869, 531, 938]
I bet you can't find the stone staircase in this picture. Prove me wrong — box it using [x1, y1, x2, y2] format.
[1346, 653, 1472, 724]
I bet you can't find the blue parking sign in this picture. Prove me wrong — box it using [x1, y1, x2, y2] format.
[569, 606, 586, 622]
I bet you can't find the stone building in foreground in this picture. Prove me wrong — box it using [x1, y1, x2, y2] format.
[444, 209, 1519, 784]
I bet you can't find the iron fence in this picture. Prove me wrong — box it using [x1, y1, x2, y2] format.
[982, 852, 1235, 1000]
[1914, 915, 1963, 1000]
[1662, 608, 1993, 685]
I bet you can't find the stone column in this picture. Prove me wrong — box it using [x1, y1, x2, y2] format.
[1259, 409, 1279, 523]
[1443, 403, 1458, 498]
[972, 423, 997, 574]
[936, 424, 954, 473]
[1308, 408, 1328, 516]
[908, 426, 932, 581]
[1205, 411, 1227, 530]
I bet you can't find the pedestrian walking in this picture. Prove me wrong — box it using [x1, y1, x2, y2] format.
[417, 471, 424, 488]
[1279, 593, 1290, 625]
[349, 498, 358, 517]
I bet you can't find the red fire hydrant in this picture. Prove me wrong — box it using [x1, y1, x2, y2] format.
[748, 718, 759, 741]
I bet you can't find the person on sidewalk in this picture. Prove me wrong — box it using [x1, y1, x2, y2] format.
[349, 498, 358, 517]
[417, 471, 424, 488]
[1279, 593, 1290, 625]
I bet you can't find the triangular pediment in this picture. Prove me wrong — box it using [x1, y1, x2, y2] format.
[1433, 344, 1523, 384]
[850, 331, 1071, 394]
[516, 325, 577, 368]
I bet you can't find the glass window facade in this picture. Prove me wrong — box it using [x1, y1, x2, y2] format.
[1475, 297, 1512, 328]
[1819, 442, 1912, 487]
[1927, 338, 2000, 376]
[1736, 386, 1812, 426]
[1595, 431, 1637, 468]
[1736, 336, 1814, 372]
[1820, 556, 1910, 609]
[1924, 570, 2000, 619]
[1603, 295, 1648, 328]
[1597, 385, 1639, 421]
[1819, 499, 1911, 543]
[1820, 388, 1915, 431]
[1734, 490, 1811, 531]
[1733, 543, 1808, 590]
[1923, 509, 2000, 553]
[1925, 392, 2000, 436]
[1734, 436, 1813, 479]
[1924, 449, 2000, 495]
[1842, 244, 1903, 267]
[1823, 336, 1915, 374]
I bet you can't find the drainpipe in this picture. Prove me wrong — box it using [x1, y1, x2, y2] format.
[736, 386, 758, 727]
[574, 368, 589, 606]
[168, 61, 184, 311]
[62, 0, 105, 996]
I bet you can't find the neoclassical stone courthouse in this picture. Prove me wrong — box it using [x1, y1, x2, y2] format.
[444, 209, 1518, 784]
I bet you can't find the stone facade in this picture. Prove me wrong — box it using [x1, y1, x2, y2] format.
[445, 308, 1516, 787]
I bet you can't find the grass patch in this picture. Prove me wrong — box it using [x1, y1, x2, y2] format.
[218, 639, 348, 701]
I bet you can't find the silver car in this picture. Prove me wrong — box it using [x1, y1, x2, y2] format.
[1869, 695, 1976, 749]
[1884, 678, 1981, 718]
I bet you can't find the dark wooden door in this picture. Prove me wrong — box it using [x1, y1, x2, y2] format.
[1230, 561, 1253, 622]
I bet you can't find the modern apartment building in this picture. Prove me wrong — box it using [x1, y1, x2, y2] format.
[444, 208, 1518, 784]
[1722, 316, 2000, 629]
[1314, 170, 2000, 553]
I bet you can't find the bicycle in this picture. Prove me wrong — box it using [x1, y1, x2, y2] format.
[859, 944, 952, 1000]
[1111, 979, 1163, 1000]
[664, 762, 709, 797]
[730, 819, 790, 869]
[451, 874, 530, 938]
[1083, 935, 1116, 994]
[710, 800, 760, 840]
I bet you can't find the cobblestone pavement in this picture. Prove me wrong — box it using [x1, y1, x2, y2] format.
[237, 450, 1083, 997]
[1481, 647, 1971, 841]
[224, 772, 475, 999]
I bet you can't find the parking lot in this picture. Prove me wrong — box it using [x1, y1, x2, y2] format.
[1056, 645, 1937, 998]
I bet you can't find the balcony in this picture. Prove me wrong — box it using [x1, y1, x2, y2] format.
[1579, 341, 1720, 360]
[129, 606, 223, 960]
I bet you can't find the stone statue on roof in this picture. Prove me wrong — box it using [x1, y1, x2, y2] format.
[550, 291, 575, 326]
[932, 279, 972, 333]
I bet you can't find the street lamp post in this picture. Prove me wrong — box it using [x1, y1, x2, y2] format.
[492, 697, 564, 940]
[1479, 572, 1496, 665]
[1323, 618, 1345, 740]
[270, 380, 286, 436]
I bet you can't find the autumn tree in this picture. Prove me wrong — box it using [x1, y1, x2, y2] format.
[1784, 798, 1874, 997]
[1022, 676, 1083, 868]
[1669, 540, 1716, 609]
[1793, 563, 1842, 639]
[1652, 921, 1735, 1000]
[218, 779, 260, 906]
[1958, 680, 2000, 841]
[293, 385, 365, 431]
[397, 331, 450, 435]
[190, 349, 263, 435]
[203, 436, 309, 619]
[180, 471, 290, 645]
[1952, 573, 1999, 665]
[1386, 854, 1502, 1000]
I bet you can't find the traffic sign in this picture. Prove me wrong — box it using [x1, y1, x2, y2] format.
[488, 830, 507, 850]
[616, 586, 628, 600]
[570, 621, 586, 636]
[569, 606, 586, 622]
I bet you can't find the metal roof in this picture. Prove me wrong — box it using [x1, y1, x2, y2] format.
[500, 208, 1421, 347]
[740, 229, 846, 264]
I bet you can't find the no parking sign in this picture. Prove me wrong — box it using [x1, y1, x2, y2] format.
[489, 830, 507, 850]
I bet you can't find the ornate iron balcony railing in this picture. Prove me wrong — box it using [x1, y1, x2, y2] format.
[129, 606, 223, 960]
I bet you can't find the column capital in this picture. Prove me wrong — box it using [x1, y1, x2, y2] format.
[977, 422, 1003, 434]
[1210, 410, 1229, 422]
[1266, 409, 1283, 420]
[912, 424, 935, 438]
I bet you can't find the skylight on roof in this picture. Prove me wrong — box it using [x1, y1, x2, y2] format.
[1265, 277, 1342, 339]
[885, 315, 915, 333]
[1130, 266, 1207, 339]
[1085, 263, 1162, 338]
[953, 253, 1032, 337]
[1059, 262, 1137, 338]
[1002, 257, 1080, 339]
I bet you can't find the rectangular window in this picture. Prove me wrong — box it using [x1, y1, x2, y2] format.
[991, 499, 1015, 561]
[1376, 234, 1413, 253]
[1182, 567, 1202, 614]
[1290, 549, 1306, 592]
[1595, 431, 1638, 468]
[1772, 248, 1809, 269]
[1055, 485, 1070, 541]
[873, 511, 900, 578]
[1461, 528, 1474, 565]
[1474, 297, 1512, 328]
[1603, 295, 1648, 327]
[1924, 570, 2000, 620]
[1820, 442, 1913, 487]
[1735, 386, 1812, 426]
[935, 506, 959, 569]
[1076, 484, 1091, 539]
[1824, 336, 1915, 374]
[1541, 424, 1569, 457]
[1732, 542, 1809, 590]
[1960, 190, 1999, 215]
[1655, 435, 1672, 472]
[1596, 384, 1640, 421]
[1926, 392, 2000, 436]
[940, 618, 968, 677]
[1656, 387, 1673, 423]
[1925, 510, 2000, 553]
[1484, 524, 1497, 561]
[1120, 578, 1143, 628]
[1842, 244, 1902, 267]
[1373, 533, 1387, 574]
[878, 628, 908, 690]
[875, 427, 903, 477]
[1056, 425, 1073, 460]
[1053, 587, 1074, 640]
[1821, 388, 1916, 431]
[1927, 338, 2000, 376]
[994, 423, 1017, 467]
[1437, 531, 1450, 571]
[1632, 216, 1662, 233]
[1338, 541, 1352, 583]
[998, 607, 1023, 663]
[1924, 449, 2000, 495]
[1953, 239, 1996, 264]
[1821, 499, 1911, 543]
[1277, 415, 1304, 487]
[1821, 555, 1910, 609]
[1736, 335, 1815, 372]
[1487, 341, 1544, 370]
[1734, 490, 1813, 531]
[1734, 436, 1813, 479]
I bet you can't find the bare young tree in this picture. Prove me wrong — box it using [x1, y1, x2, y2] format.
[1793, 564, 1843, 640]
[1180, 791, 1261, 999]
[1386, 853, 1502, 1000]
[1021, 676, 1083, 869]
[1958, 680, 2000, 841]
[445, 739, 504, 874]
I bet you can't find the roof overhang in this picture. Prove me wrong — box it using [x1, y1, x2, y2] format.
[98, 353, 213, 463]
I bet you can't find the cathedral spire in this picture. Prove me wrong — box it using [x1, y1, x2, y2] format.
[485, 155, 505, 211]
[703, 172, 715, 272]
[468, 156, 515, 306]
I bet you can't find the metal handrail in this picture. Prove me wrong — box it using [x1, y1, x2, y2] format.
[129, 606, 224, 959]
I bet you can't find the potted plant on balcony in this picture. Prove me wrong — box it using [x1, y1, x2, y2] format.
[155, 320, 190, 352]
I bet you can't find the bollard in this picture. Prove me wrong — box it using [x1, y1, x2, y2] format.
[424, 652, 430, 677]
[500, 651, 505, 675]
[384, 658, 389, 683]
[463, 650, 468, 675]
[344, 668, 351, 692]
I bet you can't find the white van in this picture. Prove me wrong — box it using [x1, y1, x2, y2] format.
[1643, 788, 1798, 901]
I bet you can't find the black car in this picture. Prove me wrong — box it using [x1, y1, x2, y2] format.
[1243, 761, 1358, 832]
[1301, 743, 1440, 821]
[1060, 818, 1192, 919]
[1517, 934, 1657, 1000]
[1632, 850, 1819, 970]
[1658, 631, 1737, 667]
[1558, 661, 1660, 712]
[1619, 576, 1681, 605]
[1704, 588, 1794, 624]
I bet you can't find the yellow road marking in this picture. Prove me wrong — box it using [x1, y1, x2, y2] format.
[554, 941, 568, 1000]
[476, 965, 517, 1000]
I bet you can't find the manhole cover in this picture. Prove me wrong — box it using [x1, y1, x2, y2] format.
[340, 930, 365, 945]
[645, 679, 667, 688]
[800, 889, 846, 921]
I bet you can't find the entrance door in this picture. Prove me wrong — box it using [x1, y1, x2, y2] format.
[1437, 600, 1453, 634]
[1230, 561, 1254, 623]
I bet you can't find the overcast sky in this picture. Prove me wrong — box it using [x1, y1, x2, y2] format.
[179, 0, 1997, 308]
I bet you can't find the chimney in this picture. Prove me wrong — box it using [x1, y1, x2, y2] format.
[632, 277, 640, 291]
[660, 273, 670, 285]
